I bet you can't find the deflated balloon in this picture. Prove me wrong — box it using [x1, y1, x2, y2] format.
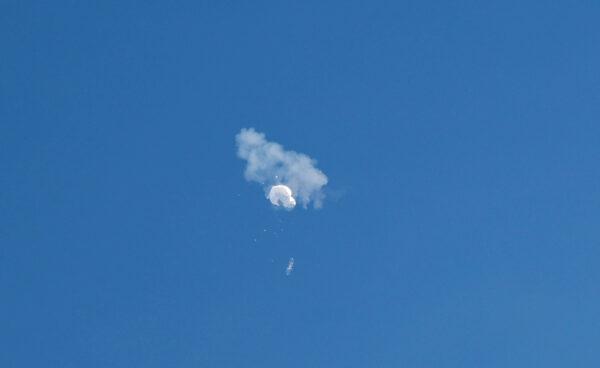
[268, 185, 296, 209]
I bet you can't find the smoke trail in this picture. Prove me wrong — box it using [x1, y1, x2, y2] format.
[236, 128, 328, 209]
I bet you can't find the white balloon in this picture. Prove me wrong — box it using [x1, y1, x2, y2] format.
[268, 185, 296, 209]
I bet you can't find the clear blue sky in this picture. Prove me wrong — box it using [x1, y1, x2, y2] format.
[2, 1, 600, 367]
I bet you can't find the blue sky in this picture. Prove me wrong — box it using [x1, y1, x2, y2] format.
[2, 1, 600, 367]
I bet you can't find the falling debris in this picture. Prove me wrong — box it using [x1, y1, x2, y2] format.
[285, 257, 295, 276]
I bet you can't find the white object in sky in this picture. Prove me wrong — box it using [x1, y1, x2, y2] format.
[236, 128, 328, 209]
[285, 257, 295, 276]
[268, 185, 296, 209]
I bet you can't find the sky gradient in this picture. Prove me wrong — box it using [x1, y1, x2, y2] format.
[2, 1, 600, 367]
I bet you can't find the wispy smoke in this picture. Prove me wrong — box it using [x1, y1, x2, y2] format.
[236, 128, 328, 209]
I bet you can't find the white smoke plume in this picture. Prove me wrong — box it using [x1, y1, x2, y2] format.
[236, 128, 328, 209]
